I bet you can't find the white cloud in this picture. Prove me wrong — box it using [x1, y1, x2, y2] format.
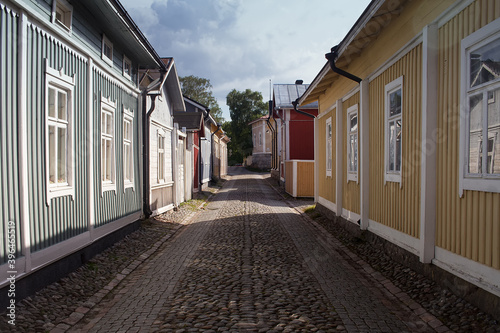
[120, 0, 371, 121]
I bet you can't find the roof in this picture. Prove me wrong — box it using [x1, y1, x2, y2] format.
[248, 115, 269, 125]
[173, 112, 203, 131]
[299, 0, 410, 106]
[82, 0, 165, 70]
[274, 84, 318, 109]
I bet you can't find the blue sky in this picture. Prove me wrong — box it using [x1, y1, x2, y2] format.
[120, 0, 371, 121]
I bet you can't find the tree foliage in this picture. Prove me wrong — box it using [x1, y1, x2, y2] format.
[225, 89, 267, 164]
[179, 75, 224, 123]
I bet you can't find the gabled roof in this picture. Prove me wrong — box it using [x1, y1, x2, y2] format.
[248, 115, 269, 125]
[299, 0, 410, 106]
[471, 60, 500, 87]
[274, 84, 318, 109]
[139, 58, 185, 112]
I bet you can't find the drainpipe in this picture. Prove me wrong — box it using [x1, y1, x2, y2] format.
[325, 45, 362, 83]
[142, 74, 165, 218]
[292, 99, 316, 119]
[210, 123, 221, 181]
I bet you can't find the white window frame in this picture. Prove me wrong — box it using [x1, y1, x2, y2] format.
[158, 132, 166, 182]
[459, 18, 500, 196]
[51, 0, 73, 32]
[123, 108, 134, 191]
[101, 96, 116, 194]
[347, 104, 359, 183]
[123, 56, 132, 80]
[384, 76, 403, 185]
[102, 34, 113, 67]
[326, 117, 332, 177]
[45, 63, 75, 205]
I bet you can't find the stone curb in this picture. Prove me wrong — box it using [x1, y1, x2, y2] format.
[265, 177, 452, 333]
[50, 188, 221, 333]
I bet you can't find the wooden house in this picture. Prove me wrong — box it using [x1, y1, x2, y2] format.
[0, 0, 167, 304]
[299, 0, 500, 316]
[273, 82, 318, 197]
[139, 58, 186, 216]
[249, 116, 273, 169]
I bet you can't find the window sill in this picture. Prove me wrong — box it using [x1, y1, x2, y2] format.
[460, 177, 500, 197]
[47, 186, 74, 205]
[102, 183, 116, 196]
[384, 173, 401, 186]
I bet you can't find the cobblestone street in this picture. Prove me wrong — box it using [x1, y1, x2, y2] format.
[49, 167, 447, 333]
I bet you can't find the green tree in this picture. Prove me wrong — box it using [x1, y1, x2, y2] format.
[179, 75, 224, 123]
[225, 89, 267, 163]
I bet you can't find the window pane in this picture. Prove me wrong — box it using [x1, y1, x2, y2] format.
[106, 140, 112, 181]
[106, 114, 113, 135]
[487, 87, 500, 174]
[395, 119, 401, 172]
[389, 89, 402, 117]
[350, 113, 358, 132]
[470, 37, 500, 88]
[49, 88, 56, 118]
[469, 94, 483, 174]
[124, 144, 130, 181]
[58, 127, 67, 183]
[58, 91, 67, 120]
[49, 125, 56, 184]
[102, 112, 106, 134]
[389, 121, 395, 171]
[349, 134, 358, 172]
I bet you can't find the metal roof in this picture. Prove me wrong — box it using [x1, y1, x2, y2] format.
[274, 84, 318, 109]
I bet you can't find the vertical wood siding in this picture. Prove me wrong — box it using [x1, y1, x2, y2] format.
[0, 6, 21, 263]
[437, 0, 500, 269]
[93, 69, 141, 228]
[342, 93, 361, 215]
[285, 161, 294, 195]
[297, 161, 314, 197]
[316, 112, 335, 203]
[369, 44, 422, 238]
[25, 25, 89, 252]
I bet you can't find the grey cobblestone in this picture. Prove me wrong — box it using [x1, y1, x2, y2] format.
[6, 168, 495, 332]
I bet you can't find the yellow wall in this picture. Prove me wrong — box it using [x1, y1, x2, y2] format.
[342, 93, 360, 215]
[437, 0, 500, 269]
[369, 45, 422, 238]
[316, 112, 335, 203]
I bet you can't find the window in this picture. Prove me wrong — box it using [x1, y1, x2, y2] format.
[347, 105, 358, 182]
[385, 76, 403, 184]
[326, 117, 332, 177]
[158, 133, 165, 181]
[123, 109, 134, 190]
[52, 0, 72, 31]
[123, 56, 132, 79]
[102, 35, 113, 66]
[460, 18, 500, 195]
[45, 64, 75, 204]
[101, 97, 116, 193]
[253, 133, 256, 148]
[259, 132, 262, 146]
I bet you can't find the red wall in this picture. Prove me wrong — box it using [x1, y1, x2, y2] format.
[289, 120, 314, 160]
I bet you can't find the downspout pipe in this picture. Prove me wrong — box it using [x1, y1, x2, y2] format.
[325, 45, 362, 84]
[291, 99, 316, 119]
[143, 93, 158, 218]
[142, 74, 166, 219]
[210, 123, 221, 181]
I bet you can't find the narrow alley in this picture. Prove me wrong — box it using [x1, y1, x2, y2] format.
[59, 167, 445, 333]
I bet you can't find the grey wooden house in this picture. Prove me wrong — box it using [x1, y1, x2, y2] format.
[0, 0, 167, 302]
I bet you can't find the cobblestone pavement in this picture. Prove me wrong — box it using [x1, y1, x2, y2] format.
[49, 167, 447, 333]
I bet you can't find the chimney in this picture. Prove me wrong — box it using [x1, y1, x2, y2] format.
[295, 79, 303, 85]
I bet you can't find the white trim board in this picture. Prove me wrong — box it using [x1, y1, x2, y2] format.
[433, 247, 500, 298]
[317, 196, 337, 214]
[368, 219, 420, 256]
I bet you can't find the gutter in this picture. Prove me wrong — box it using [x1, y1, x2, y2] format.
[292, 99, 316, 119]
[325, 45, 362, 83]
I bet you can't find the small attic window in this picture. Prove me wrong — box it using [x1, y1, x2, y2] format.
[102, 35, 113, 66]
[52, 0, 73, 31]
[123, 56, 132, 79]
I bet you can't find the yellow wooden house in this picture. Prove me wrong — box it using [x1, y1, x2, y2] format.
[299, 0, 500, 317]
